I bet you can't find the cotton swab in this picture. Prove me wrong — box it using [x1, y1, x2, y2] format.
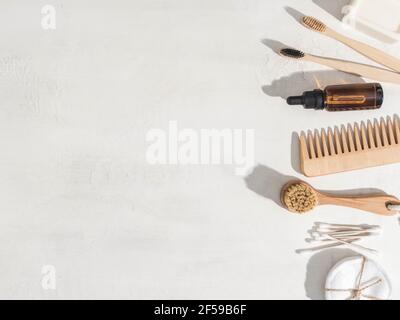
[296, 239, 361, 255]
[324, 234, 379, 256]
[297, 222, 381, 256]
[315, 222, 381, 230]
[307, 237, 361, 244]
[311, 231, 381, 240]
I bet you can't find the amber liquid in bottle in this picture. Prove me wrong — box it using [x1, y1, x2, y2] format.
[287, 83, 383, 111]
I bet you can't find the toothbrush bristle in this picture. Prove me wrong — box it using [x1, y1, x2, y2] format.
[280, 48, 305, 59]
[302, 16, 327, 32]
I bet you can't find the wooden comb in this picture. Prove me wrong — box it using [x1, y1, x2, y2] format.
[299, 115, 400, 177]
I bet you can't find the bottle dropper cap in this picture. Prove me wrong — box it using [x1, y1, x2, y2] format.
[287, 89, 325, 110]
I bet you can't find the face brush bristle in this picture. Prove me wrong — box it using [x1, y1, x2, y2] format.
[280, 48, 305, 59]
[302, 16, 327, 33]
[282, 182, 318, 214]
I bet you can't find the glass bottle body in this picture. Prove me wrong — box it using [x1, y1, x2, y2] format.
[324, 83, 383, 111]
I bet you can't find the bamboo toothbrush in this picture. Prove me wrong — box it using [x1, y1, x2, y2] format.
[280, 48, 400, 84]
[302, 16, 400, 73]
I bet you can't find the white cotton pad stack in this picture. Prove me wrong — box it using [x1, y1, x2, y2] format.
[325, 256, 392, 300]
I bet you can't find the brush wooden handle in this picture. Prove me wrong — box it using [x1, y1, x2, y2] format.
[317, 192, 399, 216]
[328, 30, 400, 73]
[306, 54, 400, 84]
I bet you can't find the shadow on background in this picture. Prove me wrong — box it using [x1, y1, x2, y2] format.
[291, 132, 301, 174]
[244, 165, 296, 208]
[285, 6, 307, 25]
[261, 70, 365, 101]
[304, 248, 356, 300]
[261, 38, 289, 56]
[260, 38, 364, 102]
[312, 0, 350, 20]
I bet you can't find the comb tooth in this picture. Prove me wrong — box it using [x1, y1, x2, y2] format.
[299, 132, 310, 160]
[360, 121, 368, 149]
[307, 131, 316, 159]
[320, 128, 329, 156]
[327, 127, 335, 155]
[341, 126, 349, 153]
[347, 124, 355, 152]
[380, 118, 389, 146]
[374, 119, 382, 148]
[367, 120, 375, 148]
[387, 116, 394, 145]
[314, 130, 322, 158]
[353, 123, 361, 151]
[394, 115, 400, 144]
[334, 127, 343, 154]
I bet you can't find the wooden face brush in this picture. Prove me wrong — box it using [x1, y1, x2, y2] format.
[302, 16, 400, 73]
[279, 48, 400, 84]
[281, 180, 400, 216]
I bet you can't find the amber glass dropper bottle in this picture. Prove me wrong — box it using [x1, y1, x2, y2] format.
[287, 83, 383, 111]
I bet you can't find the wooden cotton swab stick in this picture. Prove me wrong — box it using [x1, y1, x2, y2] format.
[316, 222, 381, 230]
[324, 234, 379, 256]
[296, 239, 361, 255]
[312, 230, 381, 239]
[297, 222, 381, 256]
[307, 237, 361, 244]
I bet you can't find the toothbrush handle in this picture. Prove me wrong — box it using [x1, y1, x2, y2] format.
[331, 31, 400, 73]
[307, 54, 400, 84]
[317, 193, 400, 216]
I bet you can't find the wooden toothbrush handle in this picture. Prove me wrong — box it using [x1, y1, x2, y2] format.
[308, 55, 400, 84]
[332, 31, 400, 73]
[318, 193, 400, 216]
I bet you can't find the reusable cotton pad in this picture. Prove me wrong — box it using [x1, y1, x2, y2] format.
[325, 256, 391, 300]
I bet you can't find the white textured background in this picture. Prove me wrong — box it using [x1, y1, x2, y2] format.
[1, 0, 400, 299]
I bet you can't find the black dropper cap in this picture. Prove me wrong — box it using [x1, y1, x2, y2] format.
[287, 89, 325, 110]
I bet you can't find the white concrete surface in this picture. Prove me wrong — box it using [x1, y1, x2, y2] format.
[1, 0, 400, 299]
